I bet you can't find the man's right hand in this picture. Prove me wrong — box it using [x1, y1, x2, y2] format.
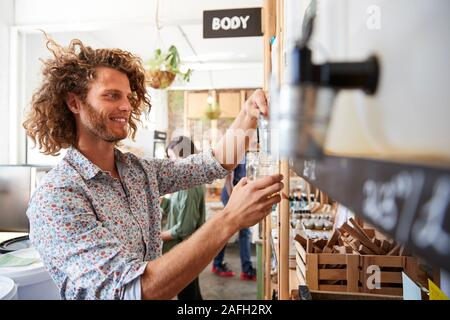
[141, 173, 283, 299]
[223, 174, 283, 230]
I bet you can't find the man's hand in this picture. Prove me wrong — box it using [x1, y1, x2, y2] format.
[213, 89, 270, 170]
[222, 174, 283, 230]
[242, 89, 269, 125]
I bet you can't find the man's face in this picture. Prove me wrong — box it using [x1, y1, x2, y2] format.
[79, 67, 132, 143]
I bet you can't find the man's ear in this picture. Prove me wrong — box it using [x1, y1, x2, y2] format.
[66, 93, 81, 114]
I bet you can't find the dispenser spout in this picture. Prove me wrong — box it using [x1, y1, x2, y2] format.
[276, 44, 380, 160]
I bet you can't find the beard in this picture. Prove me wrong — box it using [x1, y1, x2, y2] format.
[83, 101, 129, 143]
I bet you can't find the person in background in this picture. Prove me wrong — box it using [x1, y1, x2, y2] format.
[160, 136, 205, 300]
[212, 158, 256, 281]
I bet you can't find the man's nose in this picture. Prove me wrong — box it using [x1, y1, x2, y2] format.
[118, 98, 132, 112]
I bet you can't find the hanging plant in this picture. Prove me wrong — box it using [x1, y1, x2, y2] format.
[204, 102, 221, 120]
[145, 45, 192, 89]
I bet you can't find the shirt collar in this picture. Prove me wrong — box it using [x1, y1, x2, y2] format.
[64, 146, 128, 180]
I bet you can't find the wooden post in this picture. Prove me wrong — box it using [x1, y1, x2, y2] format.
[279, 160, 290, 299]
[263, 0, 276, 90]
[263, 0, 276, 300]
[275, 0, 290, 301]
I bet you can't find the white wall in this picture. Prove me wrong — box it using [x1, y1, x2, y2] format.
[0, 0, 14, 164]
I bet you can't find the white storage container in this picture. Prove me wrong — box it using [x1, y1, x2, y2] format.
[285, 0, 450, 162]
[0, 247, 60, 300]
[0, 276, 18, 300]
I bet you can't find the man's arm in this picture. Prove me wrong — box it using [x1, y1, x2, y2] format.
[27, 184, 147, 300]
[213, 89, 268, 171]
[141, 173, 283, 299]
[148, 148, 229, 196]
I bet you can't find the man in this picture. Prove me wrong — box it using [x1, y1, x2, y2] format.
[23, 38, 283, 300]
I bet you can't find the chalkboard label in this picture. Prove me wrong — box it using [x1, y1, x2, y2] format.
[203, 8, 262, 38]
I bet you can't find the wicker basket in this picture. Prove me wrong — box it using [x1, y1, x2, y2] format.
[146, 70, 176, 89]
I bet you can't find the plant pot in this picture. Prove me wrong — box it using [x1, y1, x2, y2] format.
[204, 110, 221, 120]
[146, 70, 176, 89]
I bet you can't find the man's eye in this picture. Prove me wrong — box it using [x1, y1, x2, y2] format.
[106, 93, 119, 99]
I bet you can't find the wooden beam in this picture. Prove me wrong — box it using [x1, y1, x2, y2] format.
[262, 0, 276, 301]
[263, 0, 276, 90]
[275, 0, 289, 301]
[279, 159, 290, 300]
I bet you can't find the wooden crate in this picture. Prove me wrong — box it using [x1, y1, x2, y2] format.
[291, 289, 402, 300]
[295, 241, 359, 293]
[360, 254, 420, 296]
[294, 241, 422, 296]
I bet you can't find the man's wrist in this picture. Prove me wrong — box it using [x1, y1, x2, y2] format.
[219, 206, 240, 237]
[240, 108, 257, 129]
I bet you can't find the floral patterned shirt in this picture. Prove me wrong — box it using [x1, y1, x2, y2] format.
[26, 146, 228, 300]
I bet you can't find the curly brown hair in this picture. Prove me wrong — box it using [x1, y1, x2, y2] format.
[23, 37, 151, 156]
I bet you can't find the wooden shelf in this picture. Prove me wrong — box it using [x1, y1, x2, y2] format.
[290, 154, 450, 272]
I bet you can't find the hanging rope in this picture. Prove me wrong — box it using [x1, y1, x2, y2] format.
[208, 70, 215, 90]
[154, 0, 165, 50]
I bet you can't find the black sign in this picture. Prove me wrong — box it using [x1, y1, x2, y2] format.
[203, 7, 262, 39]
[153, 130, 167, 140]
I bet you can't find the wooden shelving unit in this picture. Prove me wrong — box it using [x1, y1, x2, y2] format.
[261, 0, 450, 301]
[291, 155, 450, 272]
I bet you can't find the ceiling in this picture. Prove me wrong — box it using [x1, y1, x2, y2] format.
[14, 0, 264, 88]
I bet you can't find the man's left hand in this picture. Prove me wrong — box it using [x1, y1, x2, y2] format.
[243, 89, 269, 123]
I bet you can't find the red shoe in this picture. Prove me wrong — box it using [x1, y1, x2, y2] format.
[240, 268, 257, 281]
[211, 262, 235, 277]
